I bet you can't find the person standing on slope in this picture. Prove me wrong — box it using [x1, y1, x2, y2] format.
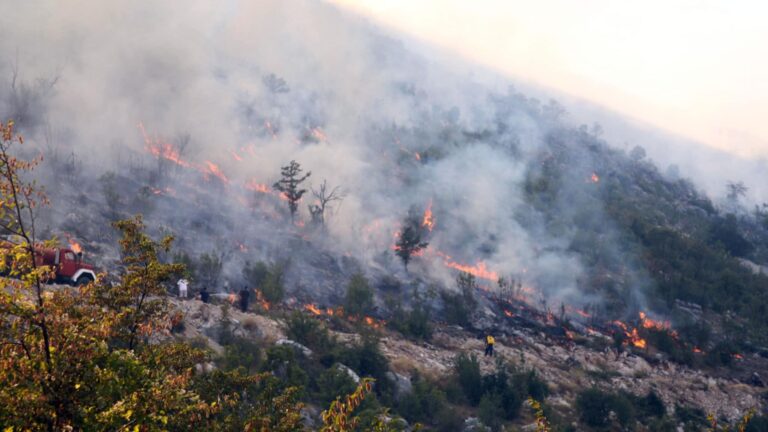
[485, 333, 495, 357]
[239, 286, 250, 312]
[177, 278, 189, 299]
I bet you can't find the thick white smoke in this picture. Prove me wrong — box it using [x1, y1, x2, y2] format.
[0, 0, 685, 312]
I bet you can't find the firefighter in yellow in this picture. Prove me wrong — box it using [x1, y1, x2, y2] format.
[484, 334, 495, 357]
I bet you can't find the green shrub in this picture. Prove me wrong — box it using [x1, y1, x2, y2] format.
[705, 341, 737, 368]
[261, 345, 309, 392]
[708, 214, 754, 258]
[243, 260, 286, 303]
[243, 261, 269, 287]
[442, 272, 478, 327]
[515, 369, 549, 402]
[454, 352, 483, 406]
[219, 336, 261, 373]
[198, 252, 223, 288]
[285, 311, 336, 354]
[218, 303, 234, 345]
[478, 392, 505, 432]
[576, 387, 634, 428]
[336, 335, 395, 404]
[261, 262, 286, 303]
[345, 273, 374, 316]
[634, 390, 665, 420]
[674, 404, 708, 428]
[677, 321, 711, 348]
[441, 291, 472, 327]
[314, 365, 357, 407]
[388, 298, 432, 341]
[396, 373, 448, 425]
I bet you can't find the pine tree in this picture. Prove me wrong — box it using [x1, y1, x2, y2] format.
[273, 160, 311, 221]
[394, 211, 429, 271]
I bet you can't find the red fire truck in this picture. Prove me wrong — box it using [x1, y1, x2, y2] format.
[1, 241, 97, 285]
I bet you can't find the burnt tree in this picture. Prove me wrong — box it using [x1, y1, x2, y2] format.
[273, 160, 311, 221]
[308, 179, 345, 226]
[394, 211, 429, 271]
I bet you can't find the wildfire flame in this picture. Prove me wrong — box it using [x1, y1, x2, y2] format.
[302, 303, 384, 328]
[203, 161, 229, 184]
[422, 201, 435, 232]
[245, 180, 271, 194]
[444, 260, 499, 281]
[64, 234, 83, 254]
[139, 123, 231, 185]
[612, 320, 647, 349]
[139, 122, 191, 168]
[309, 127, 327, 142]
[589, 172, 600, 183]
[630, 329, 646, 349]
[254, 290, 270, 310]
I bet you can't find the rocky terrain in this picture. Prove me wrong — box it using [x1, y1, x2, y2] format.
[175, 296, 766, 428]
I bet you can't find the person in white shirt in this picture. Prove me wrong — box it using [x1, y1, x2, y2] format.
[177, 278, 189, 299]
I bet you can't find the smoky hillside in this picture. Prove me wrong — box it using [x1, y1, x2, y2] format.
[2, 0, 767, 343]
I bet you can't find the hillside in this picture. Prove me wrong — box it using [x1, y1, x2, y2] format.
[1, 1, 768, 430]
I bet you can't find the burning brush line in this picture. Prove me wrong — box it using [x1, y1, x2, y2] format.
[136, 124, 723, 358]
[139, 122, 230, 185]
[303, 303, 386, 329]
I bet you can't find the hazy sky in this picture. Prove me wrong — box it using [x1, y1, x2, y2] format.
[332, 0, 768, 158]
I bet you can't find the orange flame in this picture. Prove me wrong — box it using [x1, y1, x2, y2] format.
[444, 260, 499, 281]
[254, 290, 270, 310]
[228, 293, 236, 304]
[589, 173, 600, 183]
[733, 353, 743, 360]
[310, 127, 327, 142]
[638, 311, 672, 331]
[422, 201, 435, 232]
[70, 240, 82, 254]
[140, 123, 232, 186]
[139, 122, 191, 168]
[503, 309, 514, 318]
[612, 320, 647, 349]
[693, 347, 703, 354]
[629, 328, 647, 348]
[301, 303, 384, 328]
[64, 233, 83, 254]
[245, 180, 271, 194]
[203, 161, 229, 184]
